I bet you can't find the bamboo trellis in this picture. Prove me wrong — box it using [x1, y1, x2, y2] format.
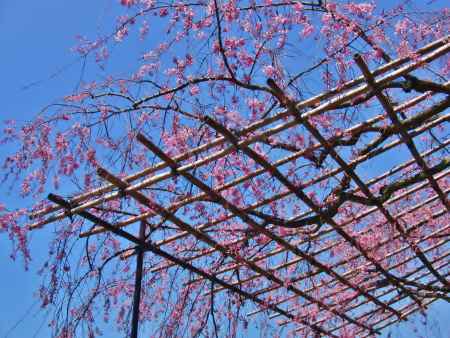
[30, 36, 450, 337]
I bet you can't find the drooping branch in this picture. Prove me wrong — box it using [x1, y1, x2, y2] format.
[247, 158, 449, 228]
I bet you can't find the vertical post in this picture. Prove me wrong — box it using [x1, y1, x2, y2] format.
[130, 221, 146, 338]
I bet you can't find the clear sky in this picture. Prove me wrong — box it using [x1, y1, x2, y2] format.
[0, 1, 448, 337]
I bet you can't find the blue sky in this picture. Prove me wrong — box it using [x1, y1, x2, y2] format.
[0, 1, 448, 337]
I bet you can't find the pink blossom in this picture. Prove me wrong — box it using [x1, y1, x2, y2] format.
[395, 18, 411, 36]
[262, 65, 278, 78]
[344, 3, 375, 17]
[55, 133, 68, 153]
[114, 27, 129, 42]
[64, 92, 90, 102]
[223, 0, 240, 22]
[189, 85, 200, 95]
[136, 63, 158, 78]
[139, 20, 149, 39]
[301, 23, 314, 37]
[120, 0, 135, 7]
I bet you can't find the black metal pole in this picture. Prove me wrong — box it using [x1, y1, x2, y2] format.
[130, 221, 146, 338]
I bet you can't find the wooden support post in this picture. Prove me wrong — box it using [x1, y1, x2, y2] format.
[130, 221, 146, 338]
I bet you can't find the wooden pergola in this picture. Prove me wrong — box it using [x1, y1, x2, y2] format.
[30, 36, 450, 337]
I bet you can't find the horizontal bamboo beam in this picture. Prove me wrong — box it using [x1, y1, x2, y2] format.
[290, 251, 449, 334]
[321, 263, 449, 336]
[29, 38, 450, 229]
[358, 277, 444, 338]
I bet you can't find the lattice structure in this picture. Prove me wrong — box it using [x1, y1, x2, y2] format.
[30, 36, 450, 337]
